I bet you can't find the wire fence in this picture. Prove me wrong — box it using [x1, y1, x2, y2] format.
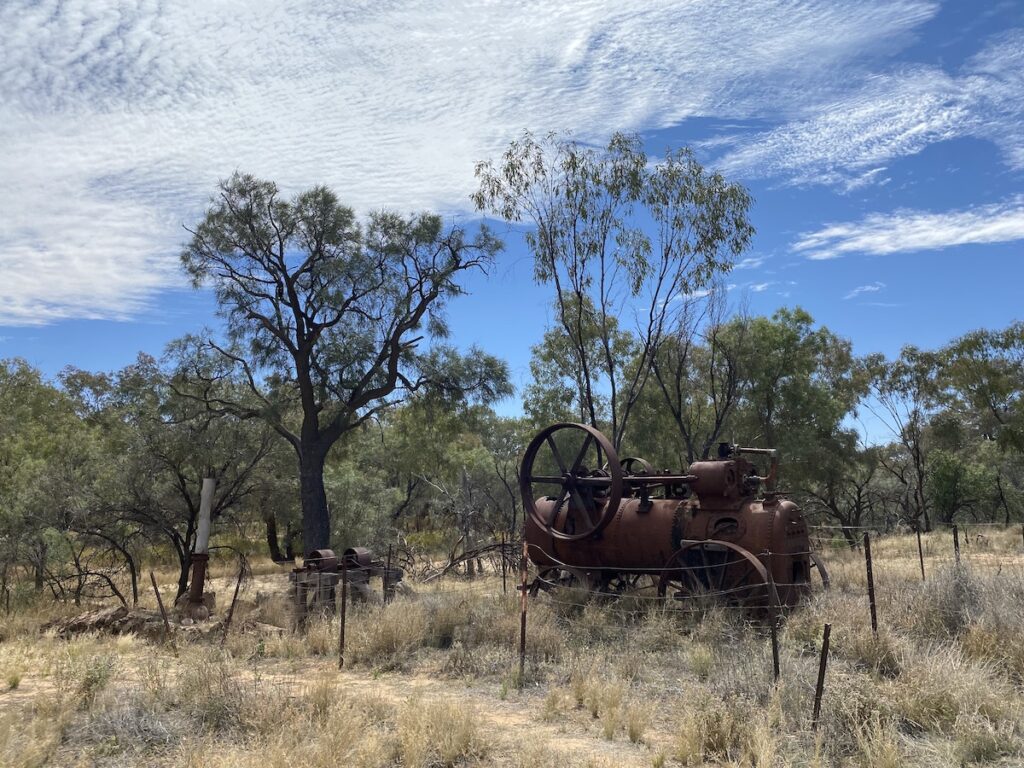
[270, 519, 1024, 731]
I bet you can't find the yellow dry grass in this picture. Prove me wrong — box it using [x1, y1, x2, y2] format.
[2, 528, 1024, 766]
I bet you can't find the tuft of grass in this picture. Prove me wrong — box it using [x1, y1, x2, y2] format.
[674, 695, 751, 765]
[396, 697, 487, 767]
[625, 701, 650, 744]
[687, 642, 715, 680]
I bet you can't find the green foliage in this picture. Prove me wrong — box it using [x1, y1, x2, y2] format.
[179, 172, 511, 553]
[475, 131, 753, 450]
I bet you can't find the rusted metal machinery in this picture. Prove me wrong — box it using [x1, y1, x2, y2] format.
[290, 546, 403, 620]
[521, 423, 828, 607]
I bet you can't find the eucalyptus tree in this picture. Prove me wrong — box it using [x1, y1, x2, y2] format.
[942, 321, 1024, 454]
[871, 346, 941, 530]
[474, 132, 753, 451]
[180, 173, 510, 554]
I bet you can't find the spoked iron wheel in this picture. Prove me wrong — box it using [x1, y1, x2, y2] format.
[530, 566, 593, 596]
[599, 572, 660, 596]
[658, 540, 779, 607]
[810, 552, 831, 590]
[519, 423, 623, 541]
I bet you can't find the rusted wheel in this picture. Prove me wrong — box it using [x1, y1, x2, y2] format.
[600, 572, 660, 596]
[658, 540, 779, 606]
[520, 423, 622, 542]
[810, 551, 831, 589]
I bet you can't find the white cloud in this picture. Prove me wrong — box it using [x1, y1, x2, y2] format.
[716, 29, 1024, 187]
[734, 255, 766, 270]
[750, 282, 772, 292]
[0, 0, 938, 325]
[844, 281, 886, 300]
[793, 197, 1024, 260]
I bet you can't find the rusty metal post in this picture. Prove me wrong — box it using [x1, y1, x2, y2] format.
[220, 560, 245, 647]
[338, 563, 347, 669]
[518, 539, 528, 684]
[953, 524, 961, 565]
[916, 528, 926, 582]
[384, 544, 393, 604]
[501, 532, 507, 595]
[770, 615, 780, 682]
[768, 574, 780, 682]
[863, 532, 877, 635]
[811, 623, 832, 731]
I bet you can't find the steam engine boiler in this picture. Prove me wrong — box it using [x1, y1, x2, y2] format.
[520, 423, 828, 607]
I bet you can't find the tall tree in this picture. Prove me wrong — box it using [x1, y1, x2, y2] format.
[871, 346, 941, 530]
[474, 132, 753, 450]
[651, 288, 747, 464]
[942, 322, 1024, 454]
[181, 173, 509, 555]
[729, 308, 866, 491]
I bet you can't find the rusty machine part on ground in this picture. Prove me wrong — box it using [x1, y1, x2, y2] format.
[290, 546, 403, 619]
[521, 423, 829, 608]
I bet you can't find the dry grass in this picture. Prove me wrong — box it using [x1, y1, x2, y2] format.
[4, 530, 1024, 766]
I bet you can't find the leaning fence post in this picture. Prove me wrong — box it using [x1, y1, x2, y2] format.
[338, 563, 348, 669]
[916, 528, 926, 582]
[952, 524, 961, 565]
[149, 571, 176, 656]
[811, 623, 832, 731]
[518, 538, 528, 685]
[220, 559, 245, 647]
[863, 532, 878, 635]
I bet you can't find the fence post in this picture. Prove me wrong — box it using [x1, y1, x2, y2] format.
[220, 560, 245, 647]
[863, 532, 878, 635]
[518, 539, 528, 685]
[384, 544, 393, 604]
[916, 528, 926, 582]
[149, 571, 176, 656]
[768, 574, 780, 683]
[338, 563, 348, 669]
[811, 623, 832, 731]
[501, 532, 507, 595]
[953, 524, 961, 565]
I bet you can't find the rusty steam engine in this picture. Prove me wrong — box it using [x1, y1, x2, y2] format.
[521, 423, 828, 607]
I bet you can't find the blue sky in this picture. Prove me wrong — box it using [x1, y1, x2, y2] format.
[1, 0, 1022, 435]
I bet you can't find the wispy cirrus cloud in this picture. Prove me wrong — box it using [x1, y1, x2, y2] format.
[792, 196, 1024, 260]
[716, 29, 1024, 189]
[844, 282, 886, 300]
[734, 255, 767, 270]
[0, 0, 938, 325]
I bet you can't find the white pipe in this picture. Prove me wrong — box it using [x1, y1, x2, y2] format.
[195, 477, 216, 555]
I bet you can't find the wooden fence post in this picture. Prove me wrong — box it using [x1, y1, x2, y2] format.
[149, 571, 176, 656]
[863, 532, 878, 635]
[953, 524, 961, 565]
[220, 560, 245, 647]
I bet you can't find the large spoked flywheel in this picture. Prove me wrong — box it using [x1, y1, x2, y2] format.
[519, 422, 623, 542]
